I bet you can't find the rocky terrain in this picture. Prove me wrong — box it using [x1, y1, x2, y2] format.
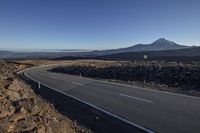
[15, 59, 115, 66]
[50, 61, 200, 97]
[0, 60, 91, 133]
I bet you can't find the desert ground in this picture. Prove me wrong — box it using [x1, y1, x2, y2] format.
[15, 59, 115, 66]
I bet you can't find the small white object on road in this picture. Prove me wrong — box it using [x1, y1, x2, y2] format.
[143, 54, 148, 60]
[38, 82, 41, 89]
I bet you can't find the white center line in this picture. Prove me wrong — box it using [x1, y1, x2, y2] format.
[120, 93, 154, 103]
[71, 82, 83, 86]
[51, 76, 58, 79]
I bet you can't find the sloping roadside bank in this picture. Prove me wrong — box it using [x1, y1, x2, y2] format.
[0, 60, 91, 133]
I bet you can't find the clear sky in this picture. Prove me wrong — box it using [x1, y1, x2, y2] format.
[0, 0, 200, 50]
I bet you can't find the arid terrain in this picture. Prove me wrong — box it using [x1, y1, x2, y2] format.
[2, 59, 199, 133]
[15, 59, 200, 97]
[16, 59, 200, 97]
[49, 60, 200, 97]
[15, 59, 115, 66]
[0, 60, 91, 133]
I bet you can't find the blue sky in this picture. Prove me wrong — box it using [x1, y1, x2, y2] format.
[0, 0, 200, 50]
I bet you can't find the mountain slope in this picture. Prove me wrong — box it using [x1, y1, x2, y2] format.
[97, 46, 200, 61]
[130, 38, 187, 51]
[89, 38, 188, 56]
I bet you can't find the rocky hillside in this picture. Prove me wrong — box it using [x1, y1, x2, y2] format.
[0, 61, 90, 133]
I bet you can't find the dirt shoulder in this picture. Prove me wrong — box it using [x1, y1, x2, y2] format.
[0, 60, 90, 133]
[15, 59, 116, 66]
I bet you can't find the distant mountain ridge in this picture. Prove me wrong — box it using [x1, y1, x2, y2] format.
[89, 38, 188, 56]
[96, 46, 200, 61]
[0, 50, 15, 58]
[0, 38, 194, 59]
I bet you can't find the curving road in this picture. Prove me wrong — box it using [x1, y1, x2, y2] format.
[23, 65, 200, 133]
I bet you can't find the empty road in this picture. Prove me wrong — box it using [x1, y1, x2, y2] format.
[23, 65, 200, 133]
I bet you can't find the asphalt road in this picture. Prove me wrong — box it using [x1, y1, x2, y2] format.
[23, 65, 200, 133]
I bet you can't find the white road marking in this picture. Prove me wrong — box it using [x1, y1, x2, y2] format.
[51, 76, 58, 79]
[120, 93, 154, 103]
[77, 75, 200, 100]
[71, 82, 83, 86]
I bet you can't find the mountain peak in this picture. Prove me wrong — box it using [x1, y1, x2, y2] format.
[127, 38, 187, 52]
[88, 38, 188, 56]
[157, 38, 167, 41]
[153, 38, 170, 44]
[151, 38, 178, 47]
